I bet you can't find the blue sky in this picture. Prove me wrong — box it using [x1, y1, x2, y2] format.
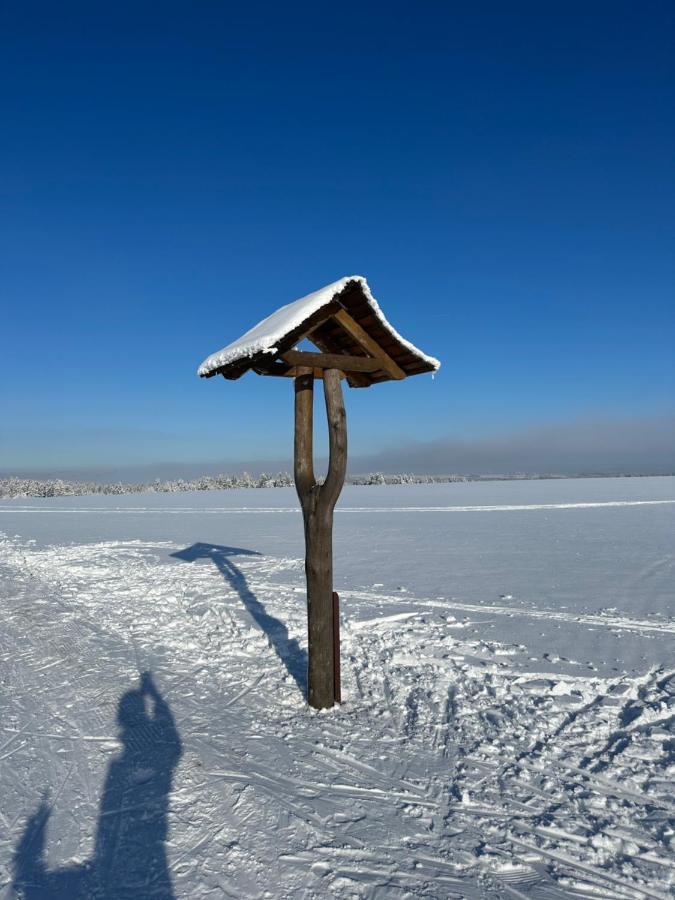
[2, 1, 673, 476]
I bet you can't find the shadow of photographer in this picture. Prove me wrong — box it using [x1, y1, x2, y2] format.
[12, 672, 182, 900]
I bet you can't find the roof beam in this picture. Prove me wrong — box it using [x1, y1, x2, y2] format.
[283, 367, 348, 380]
[256, 360, 346, 380]
[305, 336, 372, 388]
[281, 350, 381, 373]
[333, 309, 406, 380]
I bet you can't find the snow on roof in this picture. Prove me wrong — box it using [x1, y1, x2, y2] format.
[197, 275, 440, 378]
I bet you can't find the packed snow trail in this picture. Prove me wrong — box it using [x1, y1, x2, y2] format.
[4, 498, 674, 514]
[1, 510, 673, 897]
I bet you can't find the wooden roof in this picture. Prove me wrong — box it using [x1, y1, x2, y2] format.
[198, 276, 440, 389]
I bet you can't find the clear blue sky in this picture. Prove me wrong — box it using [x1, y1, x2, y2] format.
[2, 1, 673, 476]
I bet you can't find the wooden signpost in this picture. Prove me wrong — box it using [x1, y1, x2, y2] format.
[198, 276, 439, 709]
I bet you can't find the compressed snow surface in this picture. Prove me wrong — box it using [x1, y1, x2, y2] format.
[1, 477, 674, 898]
[197, 275, 441, 376]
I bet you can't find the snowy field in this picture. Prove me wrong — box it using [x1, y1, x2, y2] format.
[1, 476, 674, 899]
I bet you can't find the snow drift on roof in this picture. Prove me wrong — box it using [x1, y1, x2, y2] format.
[197, 275, 441, 377]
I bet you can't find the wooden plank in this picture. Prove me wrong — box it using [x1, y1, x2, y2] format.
[281, 349, 380, 372]
[262, 366, 346, 380]
[333, 309, 406, 380]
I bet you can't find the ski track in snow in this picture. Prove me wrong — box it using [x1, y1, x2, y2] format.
[2, 499, 675, 514]
[256, 582, 675, 638]
[0, 528, 673, 898]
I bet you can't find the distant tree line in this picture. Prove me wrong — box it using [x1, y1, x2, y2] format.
[350, 472, 468, 485]
[0, 472, 293, 499]
[1, 472, 471, 499]
[1, 470, 649, 499]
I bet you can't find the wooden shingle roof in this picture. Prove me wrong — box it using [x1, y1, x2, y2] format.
[198, 276, 440, 388]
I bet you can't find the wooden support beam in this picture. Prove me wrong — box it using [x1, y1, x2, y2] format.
[322, 369, 348, 507]
[281, 349, 381, 372]
[260, 362, 346, 380]
[294, 368, 315, 499]
[307, 336, 373, 388]
[343, 372, 371, 388]
[334, 309, 406, 380]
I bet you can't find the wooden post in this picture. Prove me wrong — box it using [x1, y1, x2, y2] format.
[294, 367, 347, 709]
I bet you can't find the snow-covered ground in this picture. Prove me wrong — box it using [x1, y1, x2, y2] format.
[1, 477, 673, 899]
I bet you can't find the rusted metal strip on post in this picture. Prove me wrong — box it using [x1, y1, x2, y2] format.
[333, 591, 341, 704]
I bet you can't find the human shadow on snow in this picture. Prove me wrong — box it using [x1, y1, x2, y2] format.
[12, 672, 182, 900]
[171, 542, 307, 694]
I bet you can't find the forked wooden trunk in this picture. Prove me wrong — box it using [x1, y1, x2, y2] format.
[294, 368, 347, 709]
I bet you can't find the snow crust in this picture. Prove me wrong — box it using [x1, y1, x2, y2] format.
[1, 476, 674, 898]
[197, 275, 441, 376]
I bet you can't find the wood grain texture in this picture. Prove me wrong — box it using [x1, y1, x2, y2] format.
[333, 309, 406, 380]
[321, 369, 348, 510]
[262, 365, 346, 380]
[293, 368, 315, 501]
[282, 349, 381, 372]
